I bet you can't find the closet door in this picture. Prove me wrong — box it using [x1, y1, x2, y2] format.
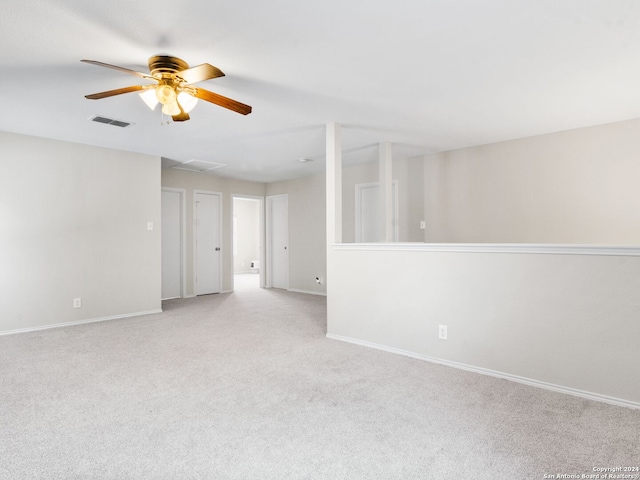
[195, 192, 221, 295]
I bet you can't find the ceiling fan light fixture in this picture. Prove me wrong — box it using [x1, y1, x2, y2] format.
[177, 91, 198, 113]
[139, 89, 159, 110]
[82, 55, 252, 120]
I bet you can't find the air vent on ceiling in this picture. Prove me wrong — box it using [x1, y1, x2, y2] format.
[89, 115, 134, 128]
[170, 159, 227, 172]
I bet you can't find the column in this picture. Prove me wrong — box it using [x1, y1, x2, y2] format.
[379, 141, 393, 242]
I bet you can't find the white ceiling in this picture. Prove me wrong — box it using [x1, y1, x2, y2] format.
[2, 1, 640, 183]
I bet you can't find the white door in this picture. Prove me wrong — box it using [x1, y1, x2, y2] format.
[356, 181, 398, 242]
[161, 189, 183, 299]
[195, 192, 221, 295]
[267, 194, 288, 289]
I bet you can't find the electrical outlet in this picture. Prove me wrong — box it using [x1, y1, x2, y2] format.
[438, 324, 448, 340]
[73, 298, 82, 309]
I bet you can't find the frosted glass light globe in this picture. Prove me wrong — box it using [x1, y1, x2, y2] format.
[177, 92, 198, 113]
[155, 84, 176, 105]
[161, 101, 181, 116]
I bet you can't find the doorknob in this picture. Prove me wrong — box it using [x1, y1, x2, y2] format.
[215, 247, 220, 251]
[284, 246, 287, 250]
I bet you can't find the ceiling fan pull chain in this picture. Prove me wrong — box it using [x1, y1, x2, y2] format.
[159, 109, 170, 126]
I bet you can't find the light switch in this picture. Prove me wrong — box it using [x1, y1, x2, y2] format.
[147, 222, 153, 231]
[420, 220, 426, 230]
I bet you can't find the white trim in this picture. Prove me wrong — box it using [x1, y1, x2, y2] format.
[161, 187, 187, 298]
[333, 243, 640, 257]
[0, 310, 163, 336]
[193, 190, 223, 295]
[266, 194, 289, 289]
[287, 288, 327, 297]
[326, 333, 640, 410]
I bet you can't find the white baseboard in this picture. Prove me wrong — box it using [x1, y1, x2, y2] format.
[287, 288, 327, 297]
[326, 333, 640, 410]
[0, 309, 163, 336]
[182, 292, 231, 296]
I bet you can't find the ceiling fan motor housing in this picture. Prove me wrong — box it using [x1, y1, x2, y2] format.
[148, 55, 189, 80]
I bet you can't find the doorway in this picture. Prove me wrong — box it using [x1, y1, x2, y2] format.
[232, 195, 264, 291]
[161, 188, 185, 300]
[266, 194, 289, 290]
[355, 180, 399, 242]
[194, 191, 222, 295]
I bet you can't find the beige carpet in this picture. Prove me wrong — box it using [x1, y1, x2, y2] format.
[1, 277, 639, 479]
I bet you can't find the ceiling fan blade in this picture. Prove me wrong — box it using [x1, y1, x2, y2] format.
[81, 59, 153, 80]
[172, 111, 190, 122]
[172, 101, 190, 122]
[192, 87, 252, 115]
[178, 63, 225, 84]
[85, 85, 146, 99]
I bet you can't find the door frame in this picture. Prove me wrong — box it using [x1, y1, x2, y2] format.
[231, 194, 266, 290]
[266, 194, 289, 289]
[161, 187, 186, 299]
[193, 190, 223, 295]
[355, 180, 399, 242]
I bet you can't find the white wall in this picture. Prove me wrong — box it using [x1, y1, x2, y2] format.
[326, 119, 640, 407]
[163, 168, 327, 296]
[423, 118, 640, 243]
[233, 198, 261, 273]
[161, 168, 265, 295]
[328, 246, 640, 406]
[266, 173, 326, 295]
[0, 131, 161, 333]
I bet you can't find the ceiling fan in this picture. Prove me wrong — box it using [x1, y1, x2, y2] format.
[82, 55, 252, 122]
